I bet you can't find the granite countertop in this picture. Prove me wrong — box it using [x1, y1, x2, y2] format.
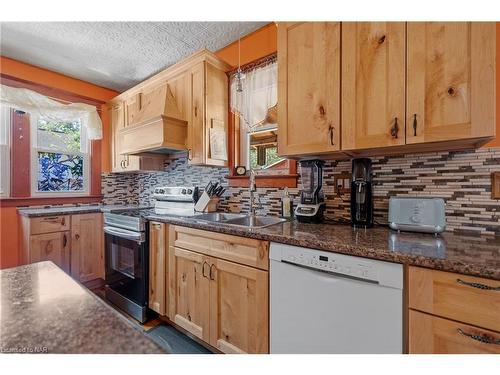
[0, 261, 164, 354]
[17, 204, 151, 217]
[144, 212, 500, 281]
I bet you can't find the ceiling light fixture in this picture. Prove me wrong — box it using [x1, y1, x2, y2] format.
[235, 37, 245, 92]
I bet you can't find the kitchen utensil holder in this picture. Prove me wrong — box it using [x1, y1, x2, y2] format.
[194, 191, 220, 213]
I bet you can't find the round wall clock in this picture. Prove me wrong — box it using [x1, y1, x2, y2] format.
[235, 166, 247, 176]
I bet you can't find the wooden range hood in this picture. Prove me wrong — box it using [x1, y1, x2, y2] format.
[120, 83, 188, 155]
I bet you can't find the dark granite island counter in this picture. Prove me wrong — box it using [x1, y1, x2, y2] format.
[0, 261, 164, 354]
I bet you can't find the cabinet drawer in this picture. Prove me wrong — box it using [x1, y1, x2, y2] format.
[30, 215, 70, 234]
[409, 266, 500, 332]
[171, 226, 269, 270]
[409, 310, 500, 354]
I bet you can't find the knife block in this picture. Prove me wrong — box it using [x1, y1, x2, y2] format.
[194, 191, 220, 213]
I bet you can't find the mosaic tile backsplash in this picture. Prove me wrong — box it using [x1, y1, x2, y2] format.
[102, 147, 500, 235]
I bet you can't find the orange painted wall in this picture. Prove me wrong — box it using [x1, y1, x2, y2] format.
[216, 23, 277, 68]
[0, 57, 118, 269]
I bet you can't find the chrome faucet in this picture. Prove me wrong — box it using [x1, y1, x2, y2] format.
[249, 169, 258, 216]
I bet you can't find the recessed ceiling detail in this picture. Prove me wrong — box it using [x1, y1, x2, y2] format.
[0, 22, 268, 91]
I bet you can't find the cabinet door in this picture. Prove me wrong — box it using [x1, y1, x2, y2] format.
[149, 222, 167, 316]
[342, 22, 406, 150]
[407, 22, 496, 144]
[168, 246, 210, 342]
[71, 213, 104, 282]
[278, 22, 341, 156]
[30, 231, 70, 274]
[204, 63, 229, 166]
[409, 310, 500, 354]
[209, 258, 269, 354]
[187, 62, 206, 165]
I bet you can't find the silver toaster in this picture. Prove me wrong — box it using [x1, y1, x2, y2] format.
[388, 197, 446, 234]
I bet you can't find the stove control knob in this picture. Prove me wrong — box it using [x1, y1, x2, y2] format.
[187, 189, 193, 195]
[181, 189, 187, 194]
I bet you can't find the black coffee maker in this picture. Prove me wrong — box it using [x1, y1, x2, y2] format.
[350, 158, 373, 228]
[295, 160, 326, 223]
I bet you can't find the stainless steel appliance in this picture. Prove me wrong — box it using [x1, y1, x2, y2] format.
[294, 160, 326, 223]
[104, 209, 149, 323]
[350, 158, 373, 228]
[270, 242, 403, 353]
[153, 186, 198, 215]
[388, 197, 446, 234]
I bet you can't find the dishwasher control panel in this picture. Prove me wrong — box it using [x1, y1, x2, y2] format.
[279, 245, 379, 282]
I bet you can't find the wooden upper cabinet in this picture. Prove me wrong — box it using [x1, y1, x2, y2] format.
[187, 61, 229, 167]
[278, 22, 341, 156]
[187, 62, 206, 165]
[71, 213, 104, 283]
[407, 22, 496, 144]
[209, 258, 269, 354]
[125, 93, 142, 127]
[342, 22, 406, 150]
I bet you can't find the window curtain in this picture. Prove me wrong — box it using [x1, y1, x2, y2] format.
[230, 60, 277, 131]
[0, 84, 103, 139]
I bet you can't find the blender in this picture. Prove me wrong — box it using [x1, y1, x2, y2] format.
[295, 160, 326, 223]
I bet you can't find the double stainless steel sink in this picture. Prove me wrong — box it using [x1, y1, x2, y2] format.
[192, 212, 286, 229]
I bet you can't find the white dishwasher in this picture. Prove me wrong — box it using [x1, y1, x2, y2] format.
[270, 242, 403, 354]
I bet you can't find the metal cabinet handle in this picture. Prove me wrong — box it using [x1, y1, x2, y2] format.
[209, 264, 216, 280]
[390, 117, 399, 139]
[202, 261, 210, 278]
[412, 113, 417, 137]
[63, 233, 67, 247]
[43, 216, 60, 223]
[328, 124, 335, 146]
[457, 278, 500, 291]
[457, 329, 500, 345]
[120, 160, 125, 168]
[187, 148, 192, 161]
[126, 156, 130, 167]
[75, 233, 80, 240]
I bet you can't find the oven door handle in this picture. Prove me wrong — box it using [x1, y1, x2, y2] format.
[103, 226, 145, 242]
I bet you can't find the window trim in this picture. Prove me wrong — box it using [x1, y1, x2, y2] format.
[29, 115, 90, 197]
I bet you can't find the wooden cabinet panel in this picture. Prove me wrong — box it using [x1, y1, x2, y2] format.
[204, 62, 228, 166]
[149, 222, 167, 316]
[125, 93, 142, 127]
[407, 22, 495, 144]
[30, 215, 70, 234]
[168, 246, 210, 342]
[278, 22, 341, 156]
[30, 231, 70, 273]
[209, 258, 269, 354]
[70, 213, 104, 283]
[409, 310, 500, 354]
[409, 266, 500, 332]
[342, 22, 406, 150]
[171, 226, 269, 270]
[187, 62, 205, 165]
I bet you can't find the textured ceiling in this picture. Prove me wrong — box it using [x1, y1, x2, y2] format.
[0, 22, 268, 92]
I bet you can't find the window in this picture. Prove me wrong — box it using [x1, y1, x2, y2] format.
[31, 115, 89, 195]
[0, 106, 11, 197]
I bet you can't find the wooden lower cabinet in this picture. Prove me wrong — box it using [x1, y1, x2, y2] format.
[168, 226, 269, 353]
[169, 246, 211, 343]
[20, 213, 104, 283]
[209, 258, 268, 354]
[70, 213, 104, 282]
[149, 222, 168, 315]
[29, 231, 70, 274]
[409, 310, 500, 354]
